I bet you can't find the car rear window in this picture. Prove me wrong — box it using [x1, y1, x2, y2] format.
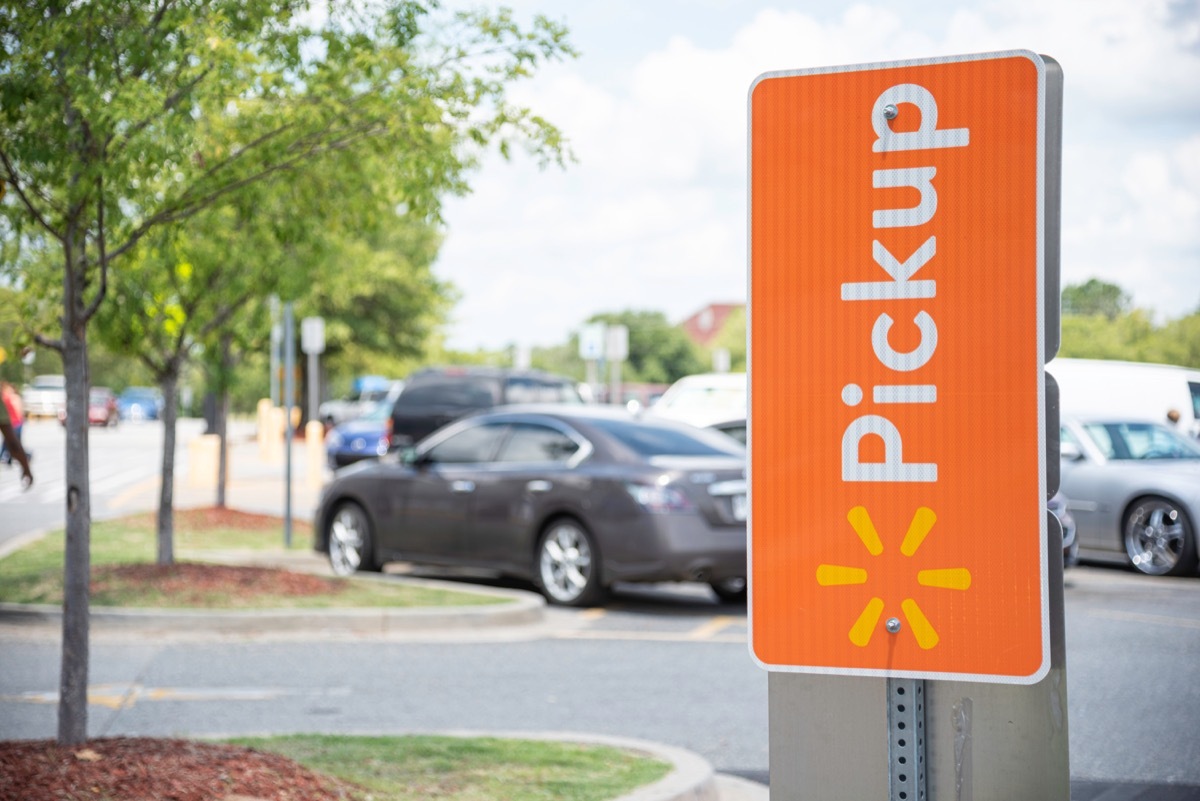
[590, 418, 743, 458]
[395, 378, 500, 409]
[504, 377, 583, 404]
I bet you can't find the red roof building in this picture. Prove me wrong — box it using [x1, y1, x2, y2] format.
[679, 303, 744, 348]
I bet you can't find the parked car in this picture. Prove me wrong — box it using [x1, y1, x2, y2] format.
[1048, 490, 1078, 568]
[117, 387, 163, 421]
[319, 376, 402, 428]
[1059, 417, 1200, 576]
[21, 374, 67, 419]
[708, 417, 747, 445]
[59, 387, 119, 427]
[325, 401, 392, 469]
[388, 366, 584, 449]
[316, 405, 749, 606]
[646, 372, 746, 428]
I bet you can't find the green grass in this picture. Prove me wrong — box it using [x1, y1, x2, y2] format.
[224, 734, 672, 801]
[0, 515, 504, 609]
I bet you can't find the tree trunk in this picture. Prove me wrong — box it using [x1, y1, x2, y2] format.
[58, 271, 91, 746]
[156, 369, 179, 565]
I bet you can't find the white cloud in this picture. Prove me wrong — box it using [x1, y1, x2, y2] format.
[436, 0, 1200, 350]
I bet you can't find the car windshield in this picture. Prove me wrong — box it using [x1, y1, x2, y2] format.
[655, 385, 744, 415]
[89, 390, 110, 402]
[1081, 422, 1200, 460]
[590, 417, 744, 458]
[359, 402, 392, 422]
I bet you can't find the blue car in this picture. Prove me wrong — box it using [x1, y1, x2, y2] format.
[325, 401, 392, 469]
[117, 387, 163, 421]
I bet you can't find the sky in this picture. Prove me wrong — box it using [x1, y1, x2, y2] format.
[433, 0, 1200, 352]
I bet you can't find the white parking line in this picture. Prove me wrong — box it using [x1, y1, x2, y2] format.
[1088, 609, 1200, 630]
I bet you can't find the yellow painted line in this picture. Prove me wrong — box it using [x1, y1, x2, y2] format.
[555, 630, 746, 644]
[578, 608, 607, 622]
[108, 475, 160, 511]
[686, 615, 736, 640]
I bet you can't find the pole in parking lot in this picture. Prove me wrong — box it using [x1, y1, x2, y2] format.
[269, 295, 281, 408]
[283, 302, 295, 549]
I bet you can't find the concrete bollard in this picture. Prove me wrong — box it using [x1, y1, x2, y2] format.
[264, 407, 285, 463]
[306, 420, 326, 489]
[186, 434, 229, 489]
[256, 399, 272, 459]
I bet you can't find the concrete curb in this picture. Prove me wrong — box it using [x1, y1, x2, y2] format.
[0, 571, 546, 633]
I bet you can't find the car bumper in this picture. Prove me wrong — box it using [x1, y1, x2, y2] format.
[598, 515, 747, 585]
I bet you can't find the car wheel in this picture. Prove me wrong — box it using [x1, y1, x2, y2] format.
[327, 503, 379, 577]
[536, 519, 605, 607]
[710, 577, 748, 603]
[1123, 498, 1196, 577]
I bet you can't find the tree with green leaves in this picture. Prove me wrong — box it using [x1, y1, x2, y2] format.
[586, 310, 708, 384]
[0, 0, 573, 745]
[1062, 278, 1131, 320]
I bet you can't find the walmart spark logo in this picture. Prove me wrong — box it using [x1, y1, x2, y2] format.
[816, 506, 971, 650]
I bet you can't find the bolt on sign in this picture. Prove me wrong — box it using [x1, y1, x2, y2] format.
[748, 51, 1052, 684]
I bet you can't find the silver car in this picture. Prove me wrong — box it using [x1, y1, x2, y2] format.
[1059, 417, 1200, 576]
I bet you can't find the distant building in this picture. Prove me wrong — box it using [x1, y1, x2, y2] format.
[679, 303, 743, 348]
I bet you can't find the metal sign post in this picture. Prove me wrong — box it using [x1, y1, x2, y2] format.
[749, 51, 1067, 798]
[283, 302, 295, 549]
[300, 316, 325, 425]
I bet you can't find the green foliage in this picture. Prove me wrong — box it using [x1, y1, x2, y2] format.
[586, 310, 707, 384]
[225, 734, 670, 801]
[1062, 278, 1131, 320]
[1059, 280, 1200, 369]
[710, 306, 747, 372]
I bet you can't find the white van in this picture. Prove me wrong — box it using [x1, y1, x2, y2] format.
[1046, 358, 1200, 436]
[645, 372, 746, 428]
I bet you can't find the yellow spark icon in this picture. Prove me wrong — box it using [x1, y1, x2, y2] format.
[816, 506, 971, 650]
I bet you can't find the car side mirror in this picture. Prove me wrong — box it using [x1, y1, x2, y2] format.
[400, 446, 427, 467]
[1059, 441, 1083, 462]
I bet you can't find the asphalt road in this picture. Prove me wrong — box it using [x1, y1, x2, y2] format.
[0, 418, 206, 551]
[2, 422, 1199, 797]
[2, 568, 1199, 797]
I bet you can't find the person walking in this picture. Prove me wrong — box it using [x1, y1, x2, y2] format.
[0, 388, 32, 488]
[0, 381, 26, 466]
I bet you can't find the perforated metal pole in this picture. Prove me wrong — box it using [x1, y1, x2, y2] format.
[887, 678, 927, 801]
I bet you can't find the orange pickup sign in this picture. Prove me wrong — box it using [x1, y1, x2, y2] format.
[748, 51, 1051, 684]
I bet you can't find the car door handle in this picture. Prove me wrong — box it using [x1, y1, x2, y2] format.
[526, 480, 552, 493]
[451, 480, 475, 493]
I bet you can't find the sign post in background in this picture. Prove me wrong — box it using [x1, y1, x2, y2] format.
[749, 50, 1066, 798]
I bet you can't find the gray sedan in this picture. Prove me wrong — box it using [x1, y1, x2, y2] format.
[314, 405, 748, 605]
[1059, 417, 1200, 576]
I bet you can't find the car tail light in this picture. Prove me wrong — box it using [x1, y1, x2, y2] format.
[625, 482, 695, 513]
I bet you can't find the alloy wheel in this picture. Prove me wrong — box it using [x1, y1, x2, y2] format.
[1124, 499, 1192, 576]
[539, 522, 597, 605]
[328, 505, 369, 577]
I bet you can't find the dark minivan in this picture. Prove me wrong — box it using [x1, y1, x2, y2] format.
[389, 366, 584, 448]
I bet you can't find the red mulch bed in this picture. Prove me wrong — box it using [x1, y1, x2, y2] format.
[90, 563, 341, 602]
[1, 508, 355, 798]
[0, 737, 357, 800]
[129, 507, 310, 534]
